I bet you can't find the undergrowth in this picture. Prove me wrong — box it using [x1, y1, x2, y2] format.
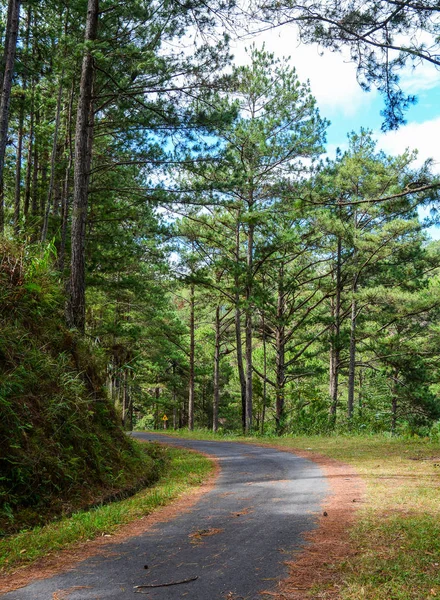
[0, 239, 157, 534]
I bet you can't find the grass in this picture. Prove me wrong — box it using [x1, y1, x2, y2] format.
[0, 444, 212, 574]
[157, 429, 440, 600]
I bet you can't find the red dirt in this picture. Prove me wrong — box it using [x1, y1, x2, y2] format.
[259, 446, 366, 600]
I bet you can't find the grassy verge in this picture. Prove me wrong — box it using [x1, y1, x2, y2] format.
[156, 429, 440, 600]
[0, 444, 212, 574]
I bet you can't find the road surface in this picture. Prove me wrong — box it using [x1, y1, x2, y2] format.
[2, 433, 328, 600]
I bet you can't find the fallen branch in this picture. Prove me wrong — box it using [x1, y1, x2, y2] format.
[134, 576, 198, 590]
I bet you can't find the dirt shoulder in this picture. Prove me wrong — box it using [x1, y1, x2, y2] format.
[261, 446, 366, 599]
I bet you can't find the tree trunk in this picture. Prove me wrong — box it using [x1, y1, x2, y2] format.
[347, 286, 357, 420]
[23, 97, 33, 218]
[244, 222, 254, 433]
[329, 236, 342, 420]
[213, 304, 220, 432]
[154, 387, 160, 430]
[58, 81, 74, 272]
[234, 221, 246, 431]
[0, 0, 20, 233]
[122, 369, 132, 431]
[188, 282, 195, 430]
[275, 266, 285, 434]
[391, 368, 399, 435]
[41, 76, 63, 242]
[31, 107, 40, 218]
[13, 90, 24, 234]
[66, 0, 99, 331]
[261, 303, 267, 435]
[347, 209, 359, 421]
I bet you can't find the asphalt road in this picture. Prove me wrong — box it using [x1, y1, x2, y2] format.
[3, 433, 328, 600]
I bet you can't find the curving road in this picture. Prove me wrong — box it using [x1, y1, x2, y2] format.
[2, 433, 328, 600]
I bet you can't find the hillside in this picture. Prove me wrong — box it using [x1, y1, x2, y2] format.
[0, 240, 161, 535]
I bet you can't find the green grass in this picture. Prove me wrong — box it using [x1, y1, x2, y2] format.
[0, 444, 212, 574]
[155, 429, 440, 600]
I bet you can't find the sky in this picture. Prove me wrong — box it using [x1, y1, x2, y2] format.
[230, 24, 440, 237]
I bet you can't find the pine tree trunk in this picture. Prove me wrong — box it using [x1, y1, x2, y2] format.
[188, 282, 195, 430]
[154, 387, 160, 430]
[41, 76, 63, 242]
[245, 222, 254, 433]
[245, 308, 253, 433]
[347, 289, 357, 420]
[261, 304, 267, 435]
[275, 266, 285, 434]
[13, 91, 24, 234]
[0, 0, 20, 233]
[66, 0, 99, 331]
[358, 368, 363, 415]
[122, 369, 132, 431]
[391, 368, 399, 434]
[31, 107, 39, 217]
[213, 304, 220, 432]
[235, 304, 246, 432]
[348, 211, 358, 421]
[13, 5, 30, 233]
[58, 81, 74, 272]
[329, 236, 342, 420]
[24, 88, 34, 218]
[234, 221, 246, 432]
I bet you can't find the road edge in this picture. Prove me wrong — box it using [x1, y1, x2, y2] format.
[0, 447, 220, 596]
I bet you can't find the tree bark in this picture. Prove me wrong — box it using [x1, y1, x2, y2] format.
[275, 265, 285, 434]
[58, 81, 75, 272]
[391, 368, 399, 435]
[234, 221, 246, 431]
[213, 304, 220, 432]
[13, 90, 24, 234]
[347, 284, 357, 420]
[347, 210, 358, 421]
[0, 0, 20, 233]
[244, 222, 254, 433]
[66, 0, 99, 331]
[23, 96, 33, 218]
[329, 236, 342, 420]
[31, 107, 40, 218]
[188, 282, 195, 430]
[154, 386, 160, 430]
[41, 76, 63, 242]
[358, 368, 363, 415]
[261, 303, 267, 435]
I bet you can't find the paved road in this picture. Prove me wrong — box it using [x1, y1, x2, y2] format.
[3, 434, 328, 600]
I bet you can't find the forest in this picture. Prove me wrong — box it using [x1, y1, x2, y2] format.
[1, 0, 440, 504]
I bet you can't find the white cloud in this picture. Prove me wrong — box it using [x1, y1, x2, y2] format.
[376, 117, 440, 240]
[400, 61, 440, 94]
[231, 26, 376, 117]
[376, 117, 440, 173]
